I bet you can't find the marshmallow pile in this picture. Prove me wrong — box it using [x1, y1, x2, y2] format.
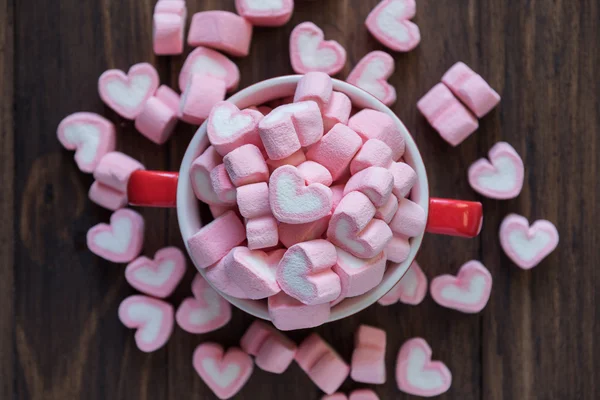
[187, 71, 426, 331]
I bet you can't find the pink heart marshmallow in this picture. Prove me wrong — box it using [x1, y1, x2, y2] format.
[366, 0, 421, 52]
[125, 247, 186, 298]
[430, 260, 492, 313]
[86, 209, 145, 263]
[289, 22, 347, 75]
[347, 51, 396, 106]
[396, 338, 452, 397]
[118, 295, 174, 353]
[499, 214, 559, 269]
[468, 142, 524, 199]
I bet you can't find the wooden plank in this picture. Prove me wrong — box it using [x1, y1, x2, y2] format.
[0, 0, 14, 398]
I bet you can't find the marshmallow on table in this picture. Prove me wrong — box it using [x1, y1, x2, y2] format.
[155, 85, 181, 113]
[294, 72, 333, 109]
[430, 260, 492, 313]
[379, 260, 427, 306]
[468, 142, 524, 199]
[348, 109, 405, 160]
[366, 0, 421, 52]
[347, 51, 396, 106]
[118, 295, 174, 353]
[187, 210, 246, 269]
[98, 63, 159, 120]
[223, 144, 269, 187]
[236, 182, 270, 219]
[389, 162, 417, 198]
[343, 166, 394, 207]
[442, 62, 501, 118]
[259, 101, 323, 159]
[350, 139, 393, 175]
[235, 0, 294, 27]
[89, 181, 127, 211]
[374, 194, 398, 224]
[176, 274, 232, 334]
[93, 152, 145, 193]
[179, 46, 240, 92]
[134, 96, 178, 144]
[246, 216, 279, 250]
[87, 209, 145, 263]
[499, 214, 559, 270]
[57, 112, 116, 173]
[351, 325, 386, 384]
[188, 11, 253, 57]
[208, 101, 264, 157]
[417, 83, 479, 147]
[269, 165, 333, 224]
[389, 198, 426, 237]
[125, 246, 186, 298]
[279, 216, 331, 248]
[322, 394, 348, 400]
[180, 74, 227, 125]
[210, 164, 237, 204]
[192, 343, 254, 400]
[266, 149, 306, 171]
[153, 1, 186, 55]
[205, 256, 249, 299]
[190, 145, 227, 206]
[385, 234, 410, 263]
[327, 191, 393, 259]
[333, 248, 386, 298]
[289, 22, 347, 75]
[323, 91, 352, 132]
[396, 338, 452, 397]
[349, 390, 379, 400]
[295, 333, 350, 395]
[240, 320, 297, 374]
[277, 240, 341, 305]
[297, 161, 333, 186]
[268, 291, 330, 331]
[306, 123, 363, 181]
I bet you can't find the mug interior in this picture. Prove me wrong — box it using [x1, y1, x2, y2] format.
[178, 76, 430, 323]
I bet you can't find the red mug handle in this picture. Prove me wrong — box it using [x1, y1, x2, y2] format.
[128, 171, 483, 238]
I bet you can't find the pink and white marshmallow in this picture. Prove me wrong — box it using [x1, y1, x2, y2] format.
[269, 165, 333, 224]
[192, 343, 254, 399]
[153, 1, 186, 55]
[224, 247, 283, 299]
[98, 63, 159, 120]
[87, 209, 145, 263]
[385, 234, 411, 263]
[389, 162, 417, 198]
[125, 246, 186, 298]
[188, 11, 253, 57]
[259, 102, 324, 159]
[190, 146, 226, 206]
[350, 139, 393, 175]
[179, 46, 240, 92]
[297, 161, 333, 186]
[374, 194, 398, 224]
[366, 0, 421, 52]
[442, 62, 501, 118]
[349, 390, 380, 400]
[180, 74, 227, 125]
[118, 295, 174, 353]
[430, 260, 492, 313]
[289, 22, 347, 75]
[88, 181, 127, 211]
[343, 166, 394, 207]
[210, 163, 237, 204]
[322, 91, 352, 131]
[347, 51, 396, 106]
[333, 248, 386, 298]
[306, 123, 363, 181]
[134, 96, 178, 145]
[468, 142, 524, 199]
[351, 325, 386, 384]
[378, 260, 427, 306]
[208, 101, 264, 157]
[240, 320, 297, 374]
[93, 152, 145, 192]
[155, 85, 181, 113]
[235, 0, 294, 27]
[246, 216, 280, 250]
[348, 109, 405, 160]
[57, 112, 116, 173]
[389, 198, 426, 237]
[223, 144, 269, 187]
[396, 338, 452, 397]
[268, 291, 330, 331]
[176, 274, 232, 334]
[499, 214, 559, 270]
[205, 256, 249, 299]
[294, 72, 333, 109]
[236, 182, 271, 219]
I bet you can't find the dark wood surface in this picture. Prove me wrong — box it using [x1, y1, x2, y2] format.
[3, 0, 599, 399]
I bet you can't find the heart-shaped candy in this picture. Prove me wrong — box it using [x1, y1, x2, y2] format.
[378, 260, 427, 306]
[396, 338, 452, 397]
[269, 165, 333, 224]
[193, 343, 254, 399]
[468, 142, 524, 199]
[499, 214, 559, 269]
[118, 295, 174, 353]
[224, 247, 284, 299]
[179, 47, 240, 92]
[125, 247, 186, 298]
[98, 63, 159, 119]
[430, 260, 492, 313]
[86, 209, 145, 263]
[366, 0, 421, 52]
[235, 0, 294, 27]
[56, 112, 116, 173]
[347, 51, 397, 106]
[190, 146, 228, 206]
[207, 101, 264, 157]
[289, 22, 347, 75]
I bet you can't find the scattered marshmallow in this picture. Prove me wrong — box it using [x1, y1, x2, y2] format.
[322, 91, 352, 131]
[155, 85, 181, 113]
[268, 291, 331, 331]
[351, 325, 386, 384]
[389, 162, 417, 198]
[236, 182, 271, 218]
[374, 194, 398, 224]
[153, 2, 186, 55]
[289, 22, 347, 75]
[208, 101, 264, 157]
[389, 198, 426, 237]
[210, 163, 237, 204]
[180, 74, 227, 125]
[246, 215, 280, 250]
[297, 161, 333, 186]
[385, 234, 411, 263]
[190, 146, 227, 206]
[468, 142, 524, 199]
[188, 11, 253, 57]
[306, 123, 363, 180]
[349, 390, 379, 400]
[294, 72, 333, 109]
[56, 112, 116, 173]
[499, 214, 559, 269]
[430, 260, 492, 313]
[348, 109, 405, 160]
[343, 166, 394, 207]
[87, 209, 145, 263]
[240, 320, 297, 374]
[93, 152, 145, 192]
[366, 0, 421, 52]
[88, 181, 127, 211]
[205, 256, 249, 299]
[442, 62, 501, 118]
[333, 248, 386, 298]
[235, 0, 294, 27]
[378, 260, 427, 306]
[134, 96, 178, 144]
[347, 51, 396, 106]
[350, 139, 393, 175]
[125, 246, 186, 298]
[118, 295, 174, 353]
[322, 394, 348, 400]
[179, 46, 240, 92]
[396, 338, 452, 397]
[224, 144, 270, 187]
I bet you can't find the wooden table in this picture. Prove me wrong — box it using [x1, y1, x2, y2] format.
[1, 0, 598, 399]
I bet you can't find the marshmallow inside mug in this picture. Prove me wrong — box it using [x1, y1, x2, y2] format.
[178, 76, 429, 323]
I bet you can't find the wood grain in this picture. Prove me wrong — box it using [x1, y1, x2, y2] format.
[5, 0, 599, 399]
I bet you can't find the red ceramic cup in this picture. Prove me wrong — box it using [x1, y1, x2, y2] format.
[127, 76, 482, 322]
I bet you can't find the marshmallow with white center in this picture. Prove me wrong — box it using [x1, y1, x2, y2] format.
[327, 191, 393, 258]
[223, 144, 269, 187]
[246, 215, 280, 250]
[208, 101, 264, 157]
[468, 142, 524, 199]
[236, 182, 271, 218]
[188, 11, 253, 57]
[153, 8, 186, 55]
[187, 211, 246, 269]
[396, 338, 452, 397]
[442, 62, 501, 118]
[118, 295, 174, 353]
[389, 198, 426, 237]
[306, 123, 363, 180]
[378, 260, 427, 306]
[180, 74, 227, 125]
[374, 194, 398, 224]
[294, 72, 333, 109]
[417, 83, 479, 147]
[94, 152, 145, 193]
[343, 166, 394, 207]
[350, 139, 393, 175]
[366, 0, 421, 52]
[322, 91, 352, 131]
[297, 161, 333, 186]
[351, 325, 386, 384]
[89, 181, 127, 211]
[57, 112, 116, 173]
[235, 0, 294, 27]
[389, 161, 417, 198]
[430, 260, 492, 313]
[348, 109, 405, 160]
[134, 96, 178, 145]
[259, 101, 324, 159]
[210, 164, 237, 204]
[347, 50, 396, 105]
[333, 247, 386, 298]
[224, 247, 283, 299]
[205, 256, 249, 299]
[266, 149, 306, 171]
[179, 46, 240, 92]
[289, 22, 347, 75]
[190, 146, 227, 206]
[385, 234, 411, 263]
[87, 209, 145, 263]
[125, 246, 186, 298]
[268, 291, 331, 331]
[277, 240, 341, 305]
